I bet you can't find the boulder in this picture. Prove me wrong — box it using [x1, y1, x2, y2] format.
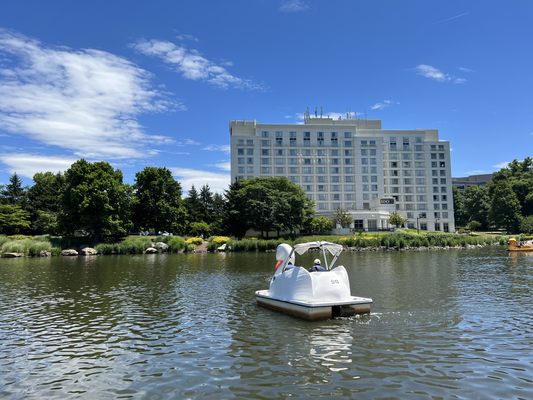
[80, 247, 98, 256]
[2, 252, 24, 258]
[61, 249, 79, 256]
[145, 247, 158, 254]
[38, 250, 51, 257]
[154, 242, 169, 252]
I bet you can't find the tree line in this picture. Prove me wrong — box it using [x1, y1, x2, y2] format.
[0, 159, 314, 240]
[453, 158, 533, 233]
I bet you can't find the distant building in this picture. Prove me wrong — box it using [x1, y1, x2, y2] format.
[452, 174, 493, 192]
[230, 114, 455, 232]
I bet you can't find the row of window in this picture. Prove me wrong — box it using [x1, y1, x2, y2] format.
[258, 166, 378, 174]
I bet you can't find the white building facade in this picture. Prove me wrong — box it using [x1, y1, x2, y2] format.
[230, 116, 455, 232]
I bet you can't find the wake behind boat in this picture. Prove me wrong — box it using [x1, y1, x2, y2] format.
[255, 241, 372, 320]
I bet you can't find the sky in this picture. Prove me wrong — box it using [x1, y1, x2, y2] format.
[0, 0, 532, 193]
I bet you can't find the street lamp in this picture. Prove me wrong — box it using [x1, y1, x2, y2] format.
[416, 214, 421, 234]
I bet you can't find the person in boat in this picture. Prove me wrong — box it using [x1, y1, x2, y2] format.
[309, 258, 325, 272]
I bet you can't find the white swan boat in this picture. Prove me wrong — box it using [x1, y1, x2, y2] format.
[255, 241, 372, 320]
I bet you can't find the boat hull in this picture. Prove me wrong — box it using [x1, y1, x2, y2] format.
[508, 245, 533, 252]
[255, 290, 372, 321]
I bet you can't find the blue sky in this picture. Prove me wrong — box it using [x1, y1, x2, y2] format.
[0, 0, 531, 192]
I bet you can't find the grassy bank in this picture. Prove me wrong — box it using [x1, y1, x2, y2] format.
[208, 231, 507, 252]
[0, 232, 510, 257]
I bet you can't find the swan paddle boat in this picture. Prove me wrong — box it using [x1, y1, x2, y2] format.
[508, 238, 533, 252]
[255, 241, 372, 320]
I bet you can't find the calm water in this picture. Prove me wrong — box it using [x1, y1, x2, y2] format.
[0, 248, 532, 399]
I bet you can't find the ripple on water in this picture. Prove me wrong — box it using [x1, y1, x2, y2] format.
[0, 249, 532, 399]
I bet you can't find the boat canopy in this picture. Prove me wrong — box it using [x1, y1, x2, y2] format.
[293, 241, 343, 256]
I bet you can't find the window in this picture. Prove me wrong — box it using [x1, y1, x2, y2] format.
[261, 167, 270, 174]
[246, 140, 253, 146]
[275, 167, 285, 174]
[261, 140, 270, 146]
[261, 131, 269, 138]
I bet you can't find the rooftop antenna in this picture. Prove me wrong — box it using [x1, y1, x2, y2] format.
[314, 107, 318, 118]
[320, 106, 323, 118]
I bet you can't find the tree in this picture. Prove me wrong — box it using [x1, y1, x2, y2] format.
[520, 215, 533, 234]
[189, 221, 211, 237]
[224, 177, 313, 238]
[132, 167, 186, 234]
[333, 208, 353, 229]
[388, 212, 407, 228]
[452, 187, 468, 227]
[0, 204, 30, 234]
[59, 160, 132, 241]
[210, 193, 226, 234]
[27, 172, 65, 234]
[463, 185, 490, 229]
[223, 180, 248, 238]
[199, 184, 214, 223]
[185, 185, 202, 224]
[1, 173, 25, 205]
[309, 216, 333, 234]
[488, 181, 522, 233]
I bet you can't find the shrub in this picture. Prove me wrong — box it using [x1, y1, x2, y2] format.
[186, 237, 204, 246]
[95, 243, 119, 255]
[118, 237, 152, 254]
[467, 220, 482, 231]
[1, 239, 29, 255]
[8, 234, 30, 241]
[0, 235, 9, 248]
[28, 241, 52, 257]
[167, 236, 187, 253]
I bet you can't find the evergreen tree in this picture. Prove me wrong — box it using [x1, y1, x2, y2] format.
[1, 173, 25, 205]
[199, 184, 214, 223]
[27, 172, 65, 234]
[185, 185, 202, 224]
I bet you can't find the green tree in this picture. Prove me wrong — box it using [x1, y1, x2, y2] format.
[224, 177, 313, 238]
[519, 215, 533, 234]
[199, 184, 214, 223]
[463, 185, 490, 229]
[185, 185, 202, 223]
[27, 172, 65, 234]
[189, 221, 211, 237]
[452, 187, 468, 227]
[0, 204, 30, 234]
[223, 180, 248, 238]
[333, 208, 353, 229]
[210, 193, 226, 234]
[309, 216, 333, 234]
[132, 167, 186, 234]
[388, 212, 407, 228]
[1, 173, 25, 205]
[488, 181, 522, 233]
[60, 160, 132, 241]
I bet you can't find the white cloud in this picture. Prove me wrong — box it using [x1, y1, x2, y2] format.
[132, 39, 262, 90]
[0, 153, 76, 178]
[203, 144, 230, 153]
[370, 100, 399, 110]
[435, 12, 469, 24]
[0, 29, 175, 159]
[466, 169, 487, 175]
[493, 161, 510, 170]
[415, 64, 466, 84]
[279, 0, 310, 12]
[211, 161, 231, 171]
[458, 66, 474, 73]
[170, 167, 230, 194]
[176, 33, 199, 42]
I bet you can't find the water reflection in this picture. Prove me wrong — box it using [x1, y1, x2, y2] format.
[0, 248, 532, 399]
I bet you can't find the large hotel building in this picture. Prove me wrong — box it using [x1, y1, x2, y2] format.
[230, 115, 455, 232]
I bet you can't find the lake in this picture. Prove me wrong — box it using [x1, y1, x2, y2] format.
[0, 248, 532, 399]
